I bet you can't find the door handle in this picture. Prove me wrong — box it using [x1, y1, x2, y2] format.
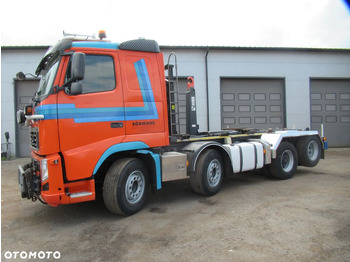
[111, 122, 123, 128]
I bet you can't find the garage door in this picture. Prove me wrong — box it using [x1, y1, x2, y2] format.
[15, 80, 39, 157]
[310, 79, 350, 147]
[221, 78, 285, 130]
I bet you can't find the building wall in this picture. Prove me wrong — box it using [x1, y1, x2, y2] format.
[2, 46, 350, 156]
[162, 49, 208, 131]
[163, 48, 350, 131]
[1, 49, 47, 156]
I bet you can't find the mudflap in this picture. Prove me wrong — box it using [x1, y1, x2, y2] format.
[18, 163, 41, 201]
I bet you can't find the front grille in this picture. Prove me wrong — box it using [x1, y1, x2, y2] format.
[30, 128, 39, 150]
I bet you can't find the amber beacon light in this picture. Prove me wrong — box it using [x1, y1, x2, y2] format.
[99, 30, 107, 40]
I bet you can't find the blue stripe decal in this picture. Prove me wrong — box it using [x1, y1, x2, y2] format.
[93, 142, 149, 175]
[72, 42, 119, 49]
[126, 59, 158, 120]
[35, 59, 158, 123]
[137, 150, 162, 190]
[35, 104, 57, 120]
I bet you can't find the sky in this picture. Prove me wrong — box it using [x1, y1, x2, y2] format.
[1, 0, 350, 48]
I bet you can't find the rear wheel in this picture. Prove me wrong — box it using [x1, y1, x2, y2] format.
[103, 158, 149, 216]
[297, 136, 322, 167]
[190, 149, 223, 196]
[268, 142, 298, 180]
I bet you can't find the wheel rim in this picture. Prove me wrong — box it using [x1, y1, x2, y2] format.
[207, 159, 221, 187]
[307, 140, 319, 161]
[280, 150, 294, 172]
[125, 171, 145, 204]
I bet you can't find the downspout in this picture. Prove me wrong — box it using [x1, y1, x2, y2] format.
[205, 47, 210, 131]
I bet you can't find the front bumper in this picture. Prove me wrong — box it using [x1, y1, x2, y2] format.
[18, 153, 95, 207]
[18, 154, 63, 206]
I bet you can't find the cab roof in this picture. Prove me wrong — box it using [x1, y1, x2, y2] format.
[35, 38, 160, 75]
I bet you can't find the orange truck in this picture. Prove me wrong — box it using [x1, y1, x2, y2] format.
[17, 31, 325, 216]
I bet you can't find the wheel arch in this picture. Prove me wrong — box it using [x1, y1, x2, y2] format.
[93, 142, 160, 191]
[93, 141, 150, 175]
[184, 141, 232, 176]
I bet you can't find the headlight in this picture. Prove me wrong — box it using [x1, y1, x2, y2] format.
[41, 159, 49, 182]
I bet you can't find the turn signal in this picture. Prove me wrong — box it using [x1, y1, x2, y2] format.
[24, 105, 33, 115]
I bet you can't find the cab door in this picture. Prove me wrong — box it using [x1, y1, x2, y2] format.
[119, 51, 167, 148]
[57, 51, 125, 181]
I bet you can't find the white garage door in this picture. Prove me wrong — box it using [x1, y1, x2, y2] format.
[221, 78, 285, 130]
[15, 80, 39, 157]
[310, 79, 350, 147]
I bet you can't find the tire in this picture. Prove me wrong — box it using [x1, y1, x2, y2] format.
[190, 149, 223, 196]
[268, 142, 298, 180]
[297, 136, 322, 167]
[103, 158, 149, 216]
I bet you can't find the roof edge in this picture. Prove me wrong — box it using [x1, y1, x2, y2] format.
[159, 45, 350, 52]
[1, 45, 50, 50]
[2, 44, 350, 53]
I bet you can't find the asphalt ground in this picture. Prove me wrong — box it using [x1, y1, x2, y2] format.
[1, 148, 350, 261]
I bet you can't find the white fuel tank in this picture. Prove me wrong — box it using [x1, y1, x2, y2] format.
[224, 142, 264, 173]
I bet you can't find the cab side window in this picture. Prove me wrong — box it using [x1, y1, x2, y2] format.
[66, 55, 116, 94]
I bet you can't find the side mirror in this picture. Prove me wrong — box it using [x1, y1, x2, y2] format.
[71, 53, 85, 82]
[16, 72, 26, 81]
[70, 82, 83, 95]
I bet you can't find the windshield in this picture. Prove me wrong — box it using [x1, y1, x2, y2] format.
[37, 60, 59, 98]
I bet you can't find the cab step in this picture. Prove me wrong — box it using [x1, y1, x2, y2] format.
[69, 191, 93, 199]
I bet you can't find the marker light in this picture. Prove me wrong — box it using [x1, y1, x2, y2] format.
[99, 30, 107, 40]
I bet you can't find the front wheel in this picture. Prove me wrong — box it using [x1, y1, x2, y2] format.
[103, 158, 149, 216]
[190, 149, 224, 196]
[268, 142, 298, 180]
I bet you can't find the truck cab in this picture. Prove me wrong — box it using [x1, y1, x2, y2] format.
[18, 37, 170, 208]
